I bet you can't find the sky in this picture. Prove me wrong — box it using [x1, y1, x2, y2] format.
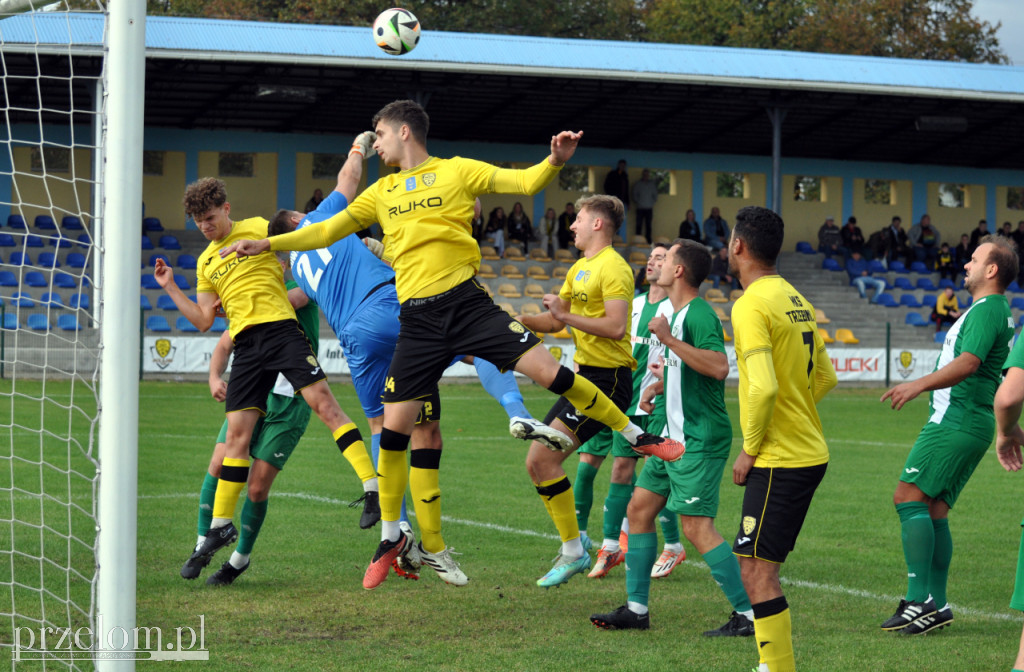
[971, 0, 1024, 65]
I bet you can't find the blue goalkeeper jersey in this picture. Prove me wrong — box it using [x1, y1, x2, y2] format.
[289, 191, 395, 331]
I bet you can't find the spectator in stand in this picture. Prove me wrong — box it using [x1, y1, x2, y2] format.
[817, 216, 846, 258]
[707, 246, 739, 290]
[538, 208, 557, 258]
[703, 207, 730, 251]
[303, 188, 324, 213]
[1001, 221, 1014, 238]
[885, 216, 911, 266]
[931, 286, 961, 332]
[1013, 221, 1024, 252]
[507, 201, 533, 252]
[846, 251, 886, 303]
[631, 169, 658, 243]
[469, 198, 486, 243]
[954, 233, 972, 273]
[841, 216, 866, 259]
[556, 202, 575, 250]
[935, 242, 958, 284]
[486, 206, 508, 257]
[603, 159, 630, 238]
[968, 219, 989, 254]
[909, 214, 941, 267]
[678, 208, 702, 243]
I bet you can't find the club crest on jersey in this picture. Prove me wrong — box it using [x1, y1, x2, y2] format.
[423, 172, 436, 186]
[306, 355, 319, 367]
[405, 176, 417, 191]
[509, 321, 526, 334]
[742, 516, 756, 535]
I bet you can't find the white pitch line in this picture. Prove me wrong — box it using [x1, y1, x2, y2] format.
[138, 490, 1018, 623]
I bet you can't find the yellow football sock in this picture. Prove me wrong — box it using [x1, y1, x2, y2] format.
[333, 422, 377, 483]
[561, 374, 628, 432]
[378, 429, 410, 523]
[212, 457, 249, 520]
[754, 603, 795, 672]
[535, 476, 579, 542]
[410, 449, 443, 553]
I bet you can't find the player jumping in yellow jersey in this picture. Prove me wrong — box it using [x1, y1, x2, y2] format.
[728, 205, 837, 672]
[154, 177, 380, 575]
[222, 99, 682, 590]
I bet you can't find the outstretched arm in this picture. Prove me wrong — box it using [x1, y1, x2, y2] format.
[881, 351, 980, 410]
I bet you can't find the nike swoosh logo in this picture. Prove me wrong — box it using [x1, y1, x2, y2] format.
[421, 495, 440, 504]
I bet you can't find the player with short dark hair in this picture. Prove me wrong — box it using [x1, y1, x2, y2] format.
[156, 176, 380, 574]
[728, 205, 837, 672]
[222, 100, 682, 590]
[880, 234, 1016, 636]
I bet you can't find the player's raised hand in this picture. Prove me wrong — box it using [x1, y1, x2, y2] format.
[221, 238, 270, 258]
[549, 130, 583, 166]
[542, 293, 568, 320]
[648, 315, 670, 342]
[153, 258, 173, 288]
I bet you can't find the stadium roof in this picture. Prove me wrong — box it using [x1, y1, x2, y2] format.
[3, 12, 1024, 169]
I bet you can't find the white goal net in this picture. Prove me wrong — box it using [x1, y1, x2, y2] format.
[1, 1, 143, 669]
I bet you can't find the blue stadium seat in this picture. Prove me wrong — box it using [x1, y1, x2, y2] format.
[24, 271, 47, 287]
[796, 241, 815, 254]
[921, 294, 937, 308]
[938, 278, 956, 290]
[141, 236, 154, 250]
[822, 258, 841, 271]
[906, 312, 930, 327]
[6, 215, 26, 230]
[2, 313, 18, 329]
[71, 293, 91, 310]
[173, 275, 190, 290]
[38, 252, 60, 269]
[899, 294, 923, 308]
[889, 261, 908, 273]
[146, 315, 171, 332]
[176, 254, 197, 270]
[1012, 298, 1024, 311]
[0, 234, 14, 247]
[57, 314, 81, 331]
[159, 235, 181, 250]
[52, 237, 73, 249]
[27, 314, 49, 331]
[909, 261, 929, 274]
[76, 234, 91, 248]
[1017, 313, 1024, 328]
[138, 294, 151, 311]
[34, 215, 56, 230]
[893, 277, 914, 290]
[868, 260, 888, 274]
[964, 295, 973, 307]
[25, 235, 44, 248]
[916, 277, 937, 291]
[61, 216, 84, 231]
[53, 272, 77, 289]
[0, 271, 18, 287]
[210, 317, 228, 333]
[66, 253, 86, 268]
[875, 293, 899, 307]
[935, 331, 947, 343]
[40, 292, 64, 308]
[143, 217, 163, 232]
[149, 254, 170, 267]
[141, 275, 160, 290]
[156, 295, 177, 310]
[175, 316, 199, 332]
[11, 292, 34, 308]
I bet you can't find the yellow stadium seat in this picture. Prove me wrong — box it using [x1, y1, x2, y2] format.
[498, 302, 515, 315]
[524, 283, 545, 299]
[501, 264, 524, 279]
[705, 288, 729, 303]
[505, 246, 525, 260]
[818, 327, 835, 344]
[613, 235, 627, 248]
[478, 263, 497, 279]
[528, 248, 552, 262]
[629, 251, 647, 265]
[729, 289, 744, 302]
[480, 245, 500, 260]
[479, 281, 493, 297]
[713, 305, 730, 323]
[723, 328, 732, 342]
[631, 235, 649, 246]
[654, 236, 671, 245]
[527, 265, 550, 280]
[520, 302, 542, 315]
[551, 283, 563, 294]
[550, 326, 571, 339]
[552, 265, 570, 280]
[815, 309, 831, 324]
[498, 283, 521, 299]
[835, 327, 859, 344]
[555, 249, 577, 263]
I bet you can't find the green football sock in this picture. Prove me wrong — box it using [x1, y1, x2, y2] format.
[704, 541, 752, 612]
[929, 517, 952, 607]
[602, 482, 633, 541]
[573, 461, 599, 531]
[625, 532, 658, 607]
[896, 501, 933, 602]
[236, 497, 268, 555]
[657, 507, 680, 545]
[197, 472, 218, 537]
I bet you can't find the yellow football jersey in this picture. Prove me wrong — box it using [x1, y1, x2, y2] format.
[269, 156, 561, 303]
[558, 246, 636, 370]
[731, 275, 835, 468]
[197, 217, 295, 338]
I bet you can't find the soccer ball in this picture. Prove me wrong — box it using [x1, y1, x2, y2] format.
[373, 8, 421, 56]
